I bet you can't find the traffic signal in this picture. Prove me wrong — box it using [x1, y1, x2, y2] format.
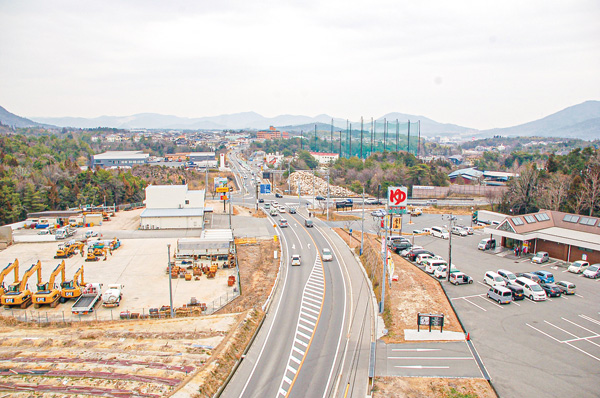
[472, 210, 478, 222]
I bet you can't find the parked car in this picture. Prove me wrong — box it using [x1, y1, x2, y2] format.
[541, 283, 562, 297]
[275, 192, 283, 198]
[567, 260, 590, 274]
[449, 272, 473, 285]
[484, 271, 506, 287]
[531, 251, 550, 264]
[291, 254, 301, 266]
[431, 226, 449, 239]
[505, 283, 525, 300]
[322, 248, 333, 262]
[487, 286, 513, 304]
[85, 230, 99, 238]
[478, 238, 496, 250]
[531, 270, 555, 284]
[415, 253, 435, 265]
[517, 272, 542, 284]
[497, 269, 518, 285]
[408, 249, 434, 262]
[582, 264, 600, 279]
[315, 195, 325, 201]
[425, 259, 447, 274]
[412, 229, 423, 234]
[288, 207, 297, 214]
[514, 277, 547, 301]
[401, 246, 422, 257]
[451, 226, 468, 236]
[410, 208, 423, 216]
[305, 219, 314, 228]
[371, 209, 386, 217]
[434, 264, 459, 279]
[391, 241, 412, 254]
[555, 281, 576, 295]
[458, 225, 474, 235]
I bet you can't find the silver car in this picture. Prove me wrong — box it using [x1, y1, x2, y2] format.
[555, 281, 576, 295]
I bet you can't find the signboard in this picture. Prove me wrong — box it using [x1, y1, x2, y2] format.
[388, 186, 407, 214]
[417, 313, 445, 332]
[386, 249, 395, 282]
[220, 194, 229, 200]
[216, 187, 229, 193]
[260, 184, 271, 194]
[392, 216, 402, 230]
[214, 177, 228, 190]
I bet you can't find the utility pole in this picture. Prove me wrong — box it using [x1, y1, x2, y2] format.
[370, 117, 374, 155]
[228, 187, 232, 229]
[447, 214, 453, 282]
[255, 183, 259, 211]
[396, 119, 399, 152]
[407, 120, 411, 154]
[417, 120, 421, 157]
[167, 244, 174, 318]
[373, 119, 377, 154]
[327, 174, 330, 221]
[361, 186, 365, 255]
[381, 210, 389, 314]
[383, 118, 387, 152]
[330, 119, 334, 153]
[349, 123, 352, 157]
[314, 124, 317, 152]
[339, 129, 343, 158]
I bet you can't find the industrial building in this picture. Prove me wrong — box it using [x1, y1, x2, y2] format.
[309, 151, 340, 165]
[140, 185, 206, 229]
[175, 229, 235, 270]
[91, 151, 149, 169]
[189, 152, 217, 168]
[484, 210, 600, 263]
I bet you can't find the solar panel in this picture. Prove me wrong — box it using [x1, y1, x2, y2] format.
[524, 215, 537, 223]
[511, 217, 524, 226]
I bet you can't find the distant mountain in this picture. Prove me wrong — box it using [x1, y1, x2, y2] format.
[0, 105, 48, 128]
[22, 100, 600, 140]
[483, 100, 600, 140]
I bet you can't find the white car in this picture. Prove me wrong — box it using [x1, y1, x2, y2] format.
[567, 260, 590, 274]
[416, 254, 443, 265]
[322, 248, 333, 262]
[291, 254, 301, 266]
[434, 265, 458, 279]
[451, 226, 468, 236]
[85, 230, 99, 238]
[531, 251, 549, 264]
[425, 259, 447, 274]
[279, 206, 286, 213]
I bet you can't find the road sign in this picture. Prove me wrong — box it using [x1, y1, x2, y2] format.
[220, 194, 229, 200]
[216, 187, 229, 193]
[260, 184, 271, 194]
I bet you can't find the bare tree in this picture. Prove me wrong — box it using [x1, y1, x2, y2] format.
[484, 188, 503, 211]
[536, 173, 571, 211]
[506, 165, 539, 214]
[582, 152, 600, 216]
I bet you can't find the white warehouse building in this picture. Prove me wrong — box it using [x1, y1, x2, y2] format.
[140, 185, 206, 229]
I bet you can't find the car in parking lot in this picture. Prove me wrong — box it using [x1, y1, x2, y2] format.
[487, 286, 513, 304]
[497, 269, 517, 285]
[291, 254, 301, 266]
[505, 283, 525, 300]
[416, 253, 441, 265]
[451, 226, 468, 236]
[322, 248, 333, 262]
[425, 259, 447, 274]
[478, 238, 496, 250]
[421, 227, 432, 234]
[410, 208, 423, 216]
[517, 272, 542, 284]
[555, 281, 576, 295]
[457, 225, 474, 234]
[391, 241, 412, 254]
[541, 283, 562, 297]
[514, 276, 547, 301]
[532, 270, 554, 284]
[484, 271, 506, 287]
[408, 249, 434, 262]
[531, 251, 550, 264]
[401, 246, 422, 257]
[583, 264, 600, 279]
[449, 272, 473, 285]
[371, 209, 386, 217]
[434, 264, 459, 279]
[567, 260, 590, 274]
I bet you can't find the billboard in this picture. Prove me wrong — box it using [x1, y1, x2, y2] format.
[387, 186, 407, 214]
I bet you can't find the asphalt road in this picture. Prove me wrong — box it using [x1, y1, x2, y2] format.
[222, 152, 373, 398]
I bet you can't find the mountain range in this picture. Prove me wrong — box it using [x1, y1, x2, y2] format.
[1, 101, 598, 139]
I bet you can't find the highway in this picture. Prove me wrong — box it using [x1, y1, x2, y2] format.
[222, 151, 373, 398]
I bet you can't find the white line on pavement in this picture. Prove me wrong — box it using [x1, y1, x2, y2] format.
[391, 348, 441, 352]
[463, 298, 487, 312]
[544, 320, 579, 338]
[388, 356, 473, 360]
[394, 365, 450, 369]
[561, 317, 598, 335]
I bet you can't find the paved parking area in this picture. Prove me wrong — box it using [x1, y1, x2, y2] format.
[376, 341, 483, 378]
[395, 220, 600, 398]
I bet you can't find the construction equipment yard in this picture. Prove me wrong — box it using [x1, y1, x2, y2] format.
[1, 209, 238, 321]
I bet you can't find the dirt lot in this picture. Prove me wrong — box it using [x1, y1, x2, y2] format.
[374, 376, 495, 398]
[334, 229, 462, 343]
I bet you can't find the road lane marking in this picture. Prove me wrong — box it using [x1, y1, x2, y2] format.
[394, 365, 450, 369]
[451, 294, 487, 300]
[391, 348, 441, 352]
[388, 356, 472, 360]
[579, 314, 600, 326]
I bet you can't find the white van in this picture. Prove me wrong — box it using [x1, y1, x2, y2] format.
[431, 226, 449, 239]
[484, 271, 506, 287]
[514, 276, 547, 301]
[425, 259, 447, 274]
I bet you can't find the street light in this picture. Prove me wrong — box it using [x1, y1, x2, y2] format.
[167, 244, 174, 318]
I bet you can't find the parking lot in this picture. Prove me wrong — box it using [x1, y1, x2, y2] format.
[385, 214, 600, 398]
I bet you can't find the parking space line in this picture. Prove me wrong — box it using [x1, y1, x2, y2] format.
[579, 314, 600, 326]
[544, 320, 579, 338]
[479, 295, 505, 309]
[391, 348, 441, 352]
[451, 293, 486, 300]
[394, 365, 450, 369]
[563, 334, 600, 343]
[575, 294, 584, 298]
[463, 298, 487, 311]
[512, 301, 521, 306]
[565, 342, 600, 362]
[526, 323, 562, 343]
[388, 356, 472, 360]
[561, 317, 598, 335]
[477, 281, 488, 288]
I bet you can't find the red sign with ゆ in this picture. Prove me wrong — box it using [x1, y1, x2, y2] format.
[388, 186, 407, 206]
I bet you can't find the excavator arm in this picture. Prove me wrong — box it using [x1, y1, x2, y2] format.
[48, 260, 66, 287]
[0, 259, 19, 287]
[19, 261, 41, 292]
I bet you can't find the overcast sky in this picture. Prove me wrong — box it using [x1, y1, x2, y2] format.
[1, 0, 598, 129]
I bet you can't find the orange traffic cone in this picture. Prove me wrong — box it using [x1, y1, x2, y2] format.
[466, 333, 470, 341]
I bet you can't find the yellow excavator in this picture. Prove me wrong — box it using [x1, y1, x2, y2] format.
[86, 246, 107, 262]
[1, 260, 41, 309]
[60, 266, 84, 303]
[55, 241, 86, 259]
[32, 260, 65, 308]
[0, 259, 19, 296]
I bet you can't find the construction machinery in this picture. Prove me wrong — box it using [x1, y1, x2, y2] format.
[86, 246, 108, 262]
[32, 260, 65, 308]
[1, 260, 41, 309]
[101, 284, 123, 307]
[60, 266, 84, 303]
[0, 259, 19, 296]
[55, 241, 86, 259]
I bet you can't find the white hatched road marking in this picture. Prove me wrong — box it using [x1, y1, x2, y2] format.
[277, 256, 325, 398]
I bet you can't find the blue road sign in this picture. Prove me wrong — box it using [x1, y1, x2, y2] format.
[260, 184, 271, 194]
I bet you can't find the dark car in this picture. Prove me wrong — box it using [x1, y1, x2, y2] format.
[275, 193, 283, 198]
[541, 283, 562, 297]
[505, 283, 525, 300]
[288, 207, 297, 214]
[305, 219, 314, 227]
[391, 241, 412, 254]
[258, 198, 264, 203]
[516, 272, 542, 284]
[408, 249, 434, 262]
[315, 195, 325, 201]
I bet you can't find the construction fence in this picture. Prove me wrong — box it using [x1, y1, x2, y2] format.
[2, 289, 240, 325]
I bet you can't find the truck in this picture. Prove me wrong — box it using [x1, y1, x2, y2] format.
[474, 210, 506, 226]
[101, 284, 123, 307]
[71, 283, 103, 315]
[55, 227, 75, 240]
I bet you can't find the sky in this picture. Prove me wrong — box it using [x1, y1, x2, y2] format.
[0, 0, 599, 130]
